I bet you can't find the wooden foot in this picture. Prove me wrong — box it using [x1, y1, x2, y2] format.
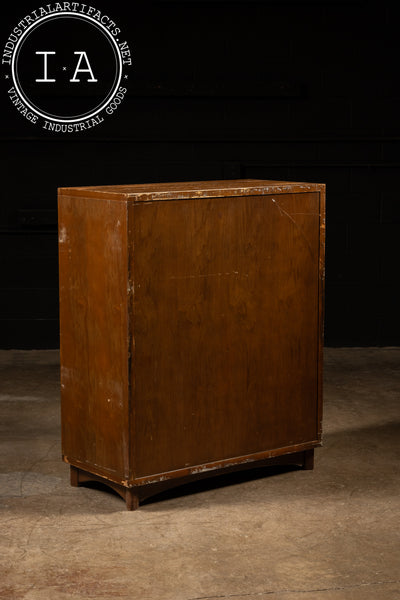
[69, 466, 140, 510]
[70, 465, 80, 486]
[302, 449, 314, 470]
[125, 488, 139, 511]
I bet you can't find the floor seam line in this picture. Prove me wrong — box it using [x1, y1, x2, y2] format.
[187, 579, 400, 599]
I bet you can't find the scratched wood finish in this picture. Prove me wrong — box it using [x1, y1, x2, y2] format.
[58, 197, 130, 482]
[58, 179, 325, 509]
[60, 178, 324, 202]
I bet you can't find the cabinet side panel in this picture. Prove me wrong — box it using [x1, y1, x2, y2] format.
[317, 188, 326, 442]
[132, 192, 321, 477]
[58, 194, 130, 482]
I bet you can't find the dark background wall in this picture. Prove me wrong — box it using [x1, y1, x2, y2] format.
[0, 0, 398, 348]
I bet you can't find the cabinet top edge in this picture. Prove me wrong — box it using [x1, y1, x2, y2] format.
[58, 179, 325, 202]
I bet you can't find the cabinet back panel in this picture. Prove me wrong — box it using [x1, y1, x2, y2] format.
[131, 193, 321, 477]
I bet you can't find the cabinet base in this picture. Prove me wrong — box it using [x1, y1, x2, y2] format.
[70, 449, 314, 511]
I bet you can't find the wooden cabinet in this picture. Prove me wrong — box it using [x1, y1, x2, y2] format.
[58, 179, 325, 510]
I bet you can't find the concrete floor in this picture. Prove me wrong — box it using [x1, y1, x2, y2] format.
[0, 348, 399, 600]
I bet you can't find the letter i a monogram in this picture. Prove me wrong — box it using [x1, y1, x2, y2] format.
[35, 50, 98, 82]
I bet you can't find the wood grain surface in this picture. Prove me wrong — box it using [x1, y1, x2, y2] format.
[59, 179, 324, 202]
[58, 196, 131, 482]
[131, 192, 321, 477]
